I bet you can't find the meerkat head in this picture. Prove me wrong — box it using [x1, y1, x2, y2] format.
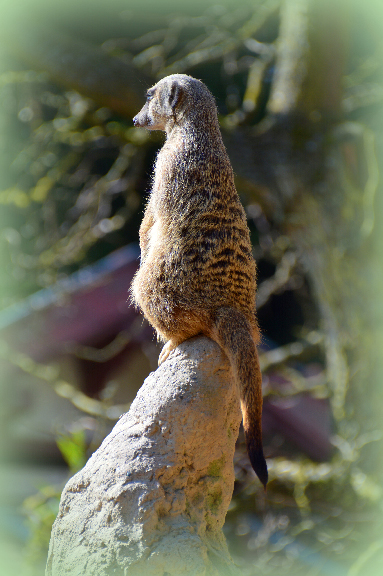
[133, 74, 217, 134]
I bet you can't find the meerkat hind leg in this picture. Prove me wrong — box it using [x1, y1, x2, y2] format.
[157, 312, 209, 365]
[158, 338, 183, 365]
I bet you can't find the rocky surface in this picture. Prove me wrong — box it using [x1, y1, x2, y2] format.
[46, 336, 242, 576]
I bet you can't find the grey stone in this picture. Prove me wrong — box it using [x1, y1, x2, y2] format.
[46, 336, 242, 576]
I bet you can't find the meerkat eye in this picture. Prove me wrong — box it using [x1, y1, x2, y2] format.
[146, 92, 153, 102]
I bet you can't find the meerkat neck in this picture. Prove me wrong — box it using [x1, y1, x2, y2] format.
[166, 118, 221, 146]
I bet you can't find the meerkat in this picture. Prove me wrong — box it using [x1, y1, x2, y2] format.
[131, 74, 268, 488]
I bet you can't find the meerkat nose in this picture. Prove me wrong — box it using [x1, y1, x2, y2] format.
[133, 116, 139, 126]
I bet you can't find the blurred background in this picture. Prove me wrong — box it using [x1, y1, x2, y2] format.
[0, 0, 382, 574]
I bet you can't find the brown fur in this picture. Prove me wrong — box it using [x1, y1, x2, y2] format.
[131, 74, 267, 487]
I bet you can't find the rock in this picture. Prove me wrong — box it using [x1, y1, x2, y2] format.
[46, 336, 242, 576]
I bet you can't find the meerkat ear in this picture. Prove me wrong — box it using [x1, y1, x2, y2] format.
[168, 81, 183, 111]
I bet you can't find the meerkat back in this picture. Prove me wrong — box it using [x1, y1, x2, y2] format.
[131, 74, 268, 488]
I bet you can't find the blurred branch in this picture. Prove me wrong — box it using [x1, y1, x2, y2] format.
[161, 0, 281, 75]
[242, 46, 275, 116]
[264, 0, 348, 122]
[266, 0, 309, 117]
[360, 127, 379, 238]
[0, 339, 129, 419]
[267, 454, 382, 507]
[65, 318, 143, 362]
[239, 0, 281, 39]
[2, 26, 152, 118]
[263, 364, 328, 398]
[259, 331, 323, 372]
[257, 250, 298, 308]
[36, 143, 141, 268]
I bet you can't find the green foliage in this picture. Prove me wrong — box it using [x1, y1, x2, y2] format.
[17, 430, 87, 574]
[21, 486, 61, 575]
[56, 430, 87, 474]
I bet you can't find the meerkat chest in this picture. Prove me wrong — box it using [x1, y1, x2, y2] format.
[145, 218, 163, 261]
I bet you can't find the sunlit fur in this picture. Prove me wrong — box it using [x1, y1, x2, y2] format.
[131, 74, 267, 488]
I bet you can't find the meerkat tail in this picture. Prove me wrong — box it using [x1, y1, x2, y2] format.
[211, 307, 268, 489]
